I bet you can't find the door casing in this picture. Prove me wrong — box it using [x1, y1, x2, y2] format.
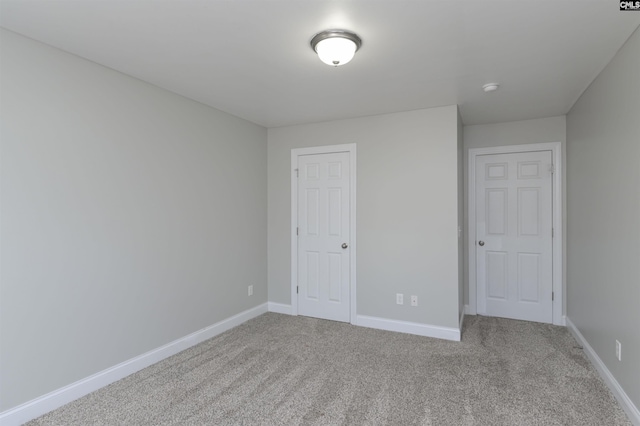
[291, 144, 357, 323]
[468, 142, 564, 325]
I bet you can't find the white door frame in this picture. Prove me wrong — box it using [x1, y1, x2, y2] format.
[468, 142, 563, 325]
[291, 144, 357, 324]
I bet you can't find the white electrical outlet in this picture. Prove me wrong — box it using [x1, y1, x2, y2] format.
[615, 340, 621, 361]
[248, 285, 253, 296]
[396, 293, 404, 305]
[411, 295, 418, 306]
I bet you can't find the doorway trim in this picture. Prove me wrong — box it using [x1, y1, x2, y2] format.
[291, 144, 357, 324]
[468, 142, 563, 325]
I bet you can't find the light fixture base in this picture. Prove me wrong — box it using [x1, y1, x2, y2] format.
[310, 30, 362, 53]
[483, 83, 500, 92]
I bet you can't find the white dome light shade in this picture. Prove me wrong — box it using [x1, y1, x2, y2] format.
[311, 30, 362, 67]
[316, 37, 357, 66]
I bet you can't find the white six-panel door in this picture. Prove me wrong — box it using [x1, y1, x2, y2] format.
[476, 151, 553, 323]
[297, 152, 350, 322]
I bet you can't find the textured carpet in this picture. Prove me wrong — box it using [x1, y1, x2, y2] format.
[27, 313, 631, 425]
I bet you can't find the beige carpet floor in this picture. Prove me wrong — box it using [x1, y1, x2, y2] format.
[27, 313, 631, 425]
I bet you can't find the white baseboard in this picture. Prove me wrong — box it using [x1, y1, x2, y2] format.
[267, 302, 293, 315]
[566, 317, 640, 425]
[355, 315, 461, 342]
[267, 303, 461, 342]
[0, 303, 268, 426]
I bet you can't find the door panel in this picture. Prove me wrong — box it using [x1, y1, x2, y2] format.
[518, 253, 540, 302]
[487, 189, 507, 235]
[487, 251, 508, 299]
[306, 252, 320, 299]
[518, 188, 540, 236]
[476, 151, 553, 323]
[298, 152, 350, 322]
[306, 189, 319, 235]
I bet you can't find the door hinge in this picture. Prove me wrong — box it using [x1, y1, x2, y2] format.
[552, 227, 554, 238]
[296, 227, 299, 236]
[552, 291, 554, 301]
[550, 164, 555, 175]
[297, 286, 299, 294]
[295, 168, 299, 177]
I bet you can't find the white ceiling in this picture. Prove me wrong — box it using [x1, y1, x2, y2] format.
[1, 1, 639, 128]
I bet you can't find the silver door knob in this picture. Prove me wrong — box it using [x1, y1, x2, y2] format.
[341, 243, 348, 249]
[478, 241, 485, 246]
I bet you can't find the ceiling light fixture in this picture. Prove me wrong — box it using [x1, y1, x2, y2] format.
[311, 29, 362, 67]
[483, 83, 500, 93]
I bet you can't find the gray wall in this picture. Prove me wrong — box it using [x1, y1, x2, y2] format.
[268, 106, 461, 329]
[0, 30, 267, 411]
[463, 116, 567, 307]
[566, 27, 640, 409]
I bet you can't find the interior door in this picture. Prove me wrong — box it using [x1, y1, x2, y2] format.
[476, 151, 553, 323]
[297, 152, 350, 322]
